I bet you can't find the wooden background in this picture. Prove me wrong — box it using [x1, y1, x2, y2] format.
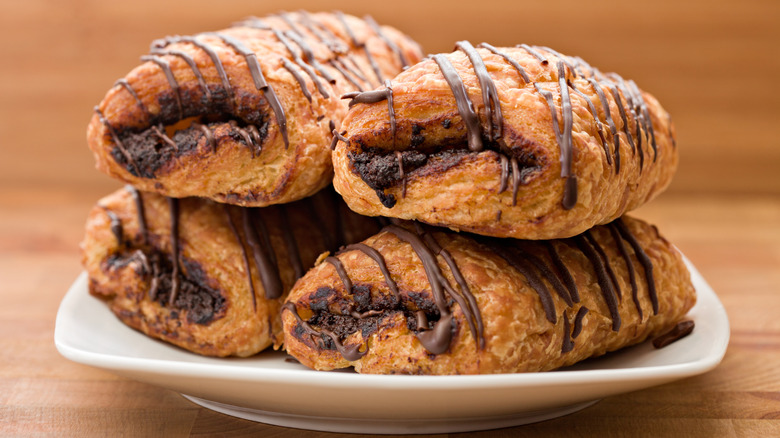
[1, 0, 779, 436]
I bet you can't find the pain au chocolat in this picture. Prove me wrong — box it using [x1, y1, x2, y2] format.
[87, 12, 422, 207]
[81, 186, 381, 357]
[332, 42, 678, 239]
[281, 216, 695, 374]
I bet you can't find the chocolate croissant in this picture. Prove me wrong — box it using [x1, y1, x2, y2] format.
[87, 11, 422, 206]
[81, 186, 381, 357]
[332, 43, 678, 239]
[281, 216, 695, 374]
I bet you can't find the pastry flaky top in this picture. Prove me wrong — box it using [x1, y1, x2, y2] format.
[281, 216, 696, 374]
[333, 43, 679, 240]
[81, 186, 382, 357]
[87, 11, 423, 207]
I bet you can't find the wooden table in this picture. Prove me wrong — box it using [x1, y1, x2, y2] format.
[1, 0, 778, 436]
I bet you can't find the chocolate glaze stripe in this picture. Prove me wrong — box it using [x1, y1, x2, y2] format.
[342, 80, 396, 146]
[100, 206, 123, 247]
[192, 122, 217, 153]
[543, 241, 579, 303]
[561, 313, 574, 353]
[150, 125, 178, 151]
[584, 230, 622, 300]
[538, 46, 577, 78]
[224, 206, 257, 311]
[150, 47, 212, 99]
[573, 233, 621, 331]
[570, 84, 611, 165]
[152, 35, 233, 103]
[614, 218, 658, 314]
[510, 156, 521, 206]
[608, 76, 645, 169]
[243, 209, 283, 300]
[325, 255, 353, 293]
[340, 55, 370, 83]
[329, 59, 363, 91]
[395, 151, 406, 197]
[114, 79, 149, 116]
[342, 243, 400, 301]
[94, 108, 141, 176]
[516, 247, 574, 306]
[488, 241, 557, 324]
[586, 77, 621, 173]
[283, 30, 337, 84]
[140, 55, 184, 120]
[125, 185, 148, 245]
[456, 41, 503, 141]
[167, 198, 181, 306]
[267, 27, 331, 99]
[212, 32, 289, 149]
[498, 154, 509, 193]
[385, 225, 453, 354]
[478, 43, 531, 84]
[556, 61, 578, 210]
[336, 11, 384, 84]
[289, 11, 374, 89]
[280, 58, 313, 102]
[364, 15, 408, 67]
[534, 82, 576, 210]
[572, 306, 589, 338]
[432, 54, 483, 152]
[516, 44, 548, 65]
[626, 79, 657, 160]
[608, 84, 639, 168]
[608, 222, 643, 319]
[414, 224, 484, 349]
[275, 11, 306, 37]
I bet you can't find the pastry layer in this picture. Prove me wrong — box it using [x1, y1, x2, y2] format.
[81, 186, 380, 357]
[282, 216, 695, 374]
[87, 11, 422, 206]
[333, 43, 677, 239]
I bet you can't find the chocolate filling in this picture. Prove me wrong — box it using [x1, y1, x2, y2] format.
[104, 248, 226, 325]
[110, 91, 270, 178]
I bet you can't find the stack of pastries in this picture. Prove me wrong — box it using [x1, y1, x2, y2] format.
[81, 11, 696, 374]
[81, 11, 423, 357]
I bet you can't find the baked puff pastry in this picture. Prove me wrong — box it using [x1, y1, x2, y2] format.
[87, 11, 422, 206]
[333, 43, 678, 239]
[81, 186, 381, 357]
[281, 216, 695, 374]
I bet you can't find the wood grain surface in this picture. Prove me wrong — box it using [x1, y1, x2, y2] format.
[1, 0, 778, 436]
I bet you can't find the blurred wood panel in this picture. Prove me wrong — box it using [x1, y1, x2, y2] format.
[0, 0, 778, 194]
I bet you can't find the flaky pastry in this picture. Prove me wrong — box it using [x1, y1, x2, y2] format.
[333, 43, 677, 239]
[81, 186, 380, 357]
[281, 216, 695, 374]
[87, 11, 422, 206]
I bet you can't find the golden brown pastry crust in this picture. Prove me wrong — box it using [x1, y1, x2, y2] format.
[333, 44, 678, 239]
[81, 187, 380, 357]
[281, 216, 695, 374]
[87, 12, 422, 206]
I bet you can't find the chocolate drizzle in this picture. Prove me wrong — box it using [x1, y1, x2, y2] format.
[456, 41, 502, 141]
[139, 55, 184, 120]
[211, 32, 289, 149]
[432, 54, 483, 152]
[345, 42, 667, 212]
[167, 198, 181, 306]
[290, 217, 662, 360]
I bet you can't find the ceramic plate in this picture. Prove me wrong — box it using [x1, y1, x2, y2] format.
[55, 257, 729, 434]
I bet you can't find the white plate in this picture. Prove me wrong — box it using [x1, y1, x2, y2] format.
[55, 257, 729, 434]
